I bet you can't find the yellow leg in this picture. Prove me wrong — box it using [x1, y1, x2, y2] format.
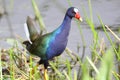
[44, 69, 49, 80]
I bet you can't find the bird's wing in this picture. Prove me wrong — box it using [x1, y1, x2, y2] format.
[24, 16, 39, 43]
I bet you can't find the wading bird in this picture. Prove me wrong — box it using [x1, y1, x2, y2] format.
[23, 7, 82, 80]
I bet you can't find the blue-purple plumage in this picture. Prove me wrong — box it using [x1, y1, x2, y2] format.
[23, 7, 82, 69]
[46, 15, 72, 59]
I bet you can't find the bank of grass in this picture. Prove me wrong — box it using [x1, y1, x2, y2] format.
[0, 0, 120, 80]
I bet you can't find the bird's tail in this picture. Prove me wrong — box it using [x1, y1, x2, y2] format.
[24, 22, 32, 44]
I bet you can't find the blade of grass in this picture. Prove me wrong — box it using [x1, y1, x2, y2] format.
[82, 0, 98, 44]
[112, 71, 120, 80]
[9, 48, 15, 80]
[105, 25, 120, 41]
[49, 62, 64, 78]
[63, 70, 71, 80]
[81, 60, 90, 80]
[88, 0, 93, 23]
[87, 57, 99, 74]
[65, 48, 76, 61]
[76, 21, 86, 61]
[74, 70, 77, 80]
[29, 56, 33, 80]
[66, 59, 72, 80]
[82, 0, 99, 63]
[31, 0, 46, 32]
[97, 15, 119, 60]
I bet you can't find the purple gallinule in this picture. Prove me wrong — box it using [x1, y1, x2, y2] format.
[23, 7, 82, 80]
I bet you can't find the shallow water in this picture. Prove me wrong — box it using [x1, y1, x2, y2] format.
[0, 0, 120, 56]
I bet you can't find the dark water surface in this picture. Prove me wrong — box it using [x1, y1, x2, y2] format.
[0, 0, 120, 56]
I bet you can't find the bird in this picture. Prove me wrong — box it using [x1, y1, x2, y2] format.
[23, 7, 82, 80]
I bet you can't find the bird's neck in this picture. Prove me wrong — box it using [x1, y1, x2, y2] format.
[54, 14, 72, 37]
[61, 14, 72, 31]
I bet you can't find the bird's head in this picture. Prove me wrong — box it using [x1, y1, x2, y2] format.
[66, 7, 82, 22]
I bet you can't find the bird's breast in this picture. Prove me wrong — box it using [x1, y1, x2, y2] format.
[46, 34, 68, 60]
